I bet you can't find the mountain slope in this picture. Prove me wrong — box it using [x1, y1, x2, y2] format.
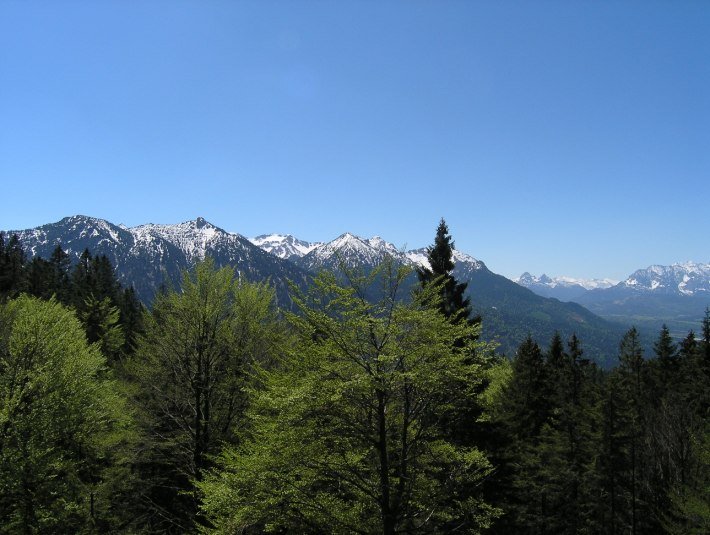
[295, 233, 407, 273]
[261, 232, 629, 364]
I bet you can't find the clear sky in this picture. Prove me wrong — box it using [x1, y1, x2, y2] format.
[1, 1, 708, 280]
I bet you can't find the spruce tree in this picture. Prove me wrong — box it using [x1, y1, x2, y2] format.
[494, 336, 553, 532]
[417, 218, 474, 323]
[0, 233, 26, 299]
[48, 244, 71, 303]
[652, 324, 679, 395]
[617, 327, 651, 534]
[701, 308, 710, 371]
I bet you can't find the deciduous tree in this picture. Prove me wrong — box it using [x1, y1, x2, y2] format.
[200, 261, 499, 533]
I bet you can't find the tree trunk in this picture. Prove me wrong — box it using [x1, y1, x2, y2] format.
[377, 388, 394, 535]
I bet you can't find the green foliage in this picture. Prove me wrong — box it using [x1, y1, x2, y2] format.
[79, 295, 124, 363]
[130, 258, 284, 532]
[199, 261, 500, 533]
[0, 296, 132, 533]
[664, 428, 710, 534]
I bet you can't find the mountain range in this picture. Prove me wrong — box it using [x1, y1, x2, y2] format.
[516, 263, 710, 336]
[11, 215, 698, 366]
[514, 273, 618, 301]
[9, 216, 311, 307]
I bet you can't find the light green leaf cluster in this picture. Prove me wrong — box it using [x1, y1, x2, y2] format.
[129, 258, 286, 527]
[0, 295, 130, 533]
[200, 261, 500, 533]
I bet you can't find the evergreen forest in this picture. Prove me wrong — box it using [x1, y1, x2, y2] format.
[0, 223, 708, 534]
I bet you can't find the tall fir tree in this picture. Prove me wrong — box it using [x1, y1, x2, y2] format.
[417, 218, 476, 324]
[493, 336, 553, 533]
[616, 327, 652, 534]
[701, 308, 710, 375]
[0, 233, 26, 299]
[652, 324, 679, 396]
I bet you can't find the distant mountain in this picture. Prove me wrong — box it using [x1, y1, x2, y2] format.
[515, 263, 710, 337]
[575, 263, 710, 336]
[515, 272, 618, 301]
[616, 262, 710, 296]
[8, 216, 311, 305]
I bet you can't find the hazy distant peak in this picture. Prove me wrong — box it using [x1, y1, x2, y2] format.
[515, 273, 618, 291]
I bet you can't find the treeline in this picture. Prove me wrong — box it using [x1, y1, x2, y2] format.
[0, 224, 708, 533]
[489, 322, 709, 533]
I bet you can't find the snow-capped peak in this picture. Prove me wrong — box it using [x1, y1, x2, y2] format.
[366, 236, 402, 256]
[249, 234, 322, 260]
[620, 262, 710, 296]
[132, 218, 240, 262]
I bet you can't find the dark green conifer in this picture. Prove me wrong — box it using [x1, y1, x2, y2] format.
[701, 308, 710, 368]
[617, 327, 652, 533]
[48, 244, 71, 303]
[0, 233, 26, 299]
[652, 324, 679, 394]
[417, 218, 474, 323]
[679, 330, 698, 360]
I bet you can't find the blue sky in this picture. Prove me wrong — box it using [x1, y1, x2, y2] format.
[1, 1, 708, 280]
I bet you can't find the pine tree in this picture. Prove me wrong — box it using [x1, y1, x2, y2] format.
[616, 327, 650, 534]
[598, 370, 630, 534]
[535, 334, 599, 533]
[48, 244, 71, 303]
[417, 218, 475, 324]
[701, 308, 710, 374]
[652, 324, 679, 395]
[494, 336, 553, 532]
[79, 295, 124, 363]
[25, 257, 52, 299]
[0, 233, 26, 299]
[677, 330, 700, 402]
[116, 286, 143, 357]
[680, 330, 698, 360]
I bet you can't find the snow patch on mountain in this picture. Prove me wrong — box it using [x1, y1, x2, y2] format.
[620, 262, 710, 296]
[250, 234, 322, 260]
[133, 217, 243, 262]
[298, 232, 402, 270]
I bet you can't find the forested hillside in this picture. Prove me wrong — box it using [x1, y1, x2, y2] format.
[1, 229, 708, 533]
